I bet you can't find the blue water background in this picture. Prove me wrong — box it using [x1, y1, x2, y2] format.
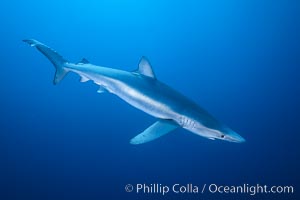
[0, 0, 299, 199]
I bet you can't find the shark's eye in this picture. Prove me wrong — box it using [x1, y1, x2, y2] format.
[221, 134, 225, 138]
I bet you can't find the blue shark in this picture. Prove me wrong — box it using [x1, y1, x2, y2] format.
[23, 39, 245, 144]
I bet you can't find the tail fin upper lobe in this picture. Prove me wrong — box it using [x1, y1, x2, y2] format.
[23, 39, 69, 84]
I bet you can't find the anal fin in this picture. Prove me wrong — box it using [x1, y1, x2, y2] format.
[97, 85, 107, 93]
[80, 76, 89, 82]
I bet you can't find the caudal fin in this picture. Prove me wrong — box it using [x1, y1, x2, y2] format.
[23, 39, 69, 84]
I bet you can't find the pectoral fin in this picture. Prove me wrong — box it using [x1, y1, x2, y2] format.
[130, 119, 178, 145]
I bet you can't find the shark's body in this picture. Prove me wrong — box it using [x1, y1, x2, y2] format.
[24, 39, 245, 144]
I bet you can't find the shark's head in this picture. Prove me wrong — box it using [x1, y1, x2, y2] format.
[192, 126, 245, 143]
[180, 116, 245, 143]
[193, 127, 245, 143]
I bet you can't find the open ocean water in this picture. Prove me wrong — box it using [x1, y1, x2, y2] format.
[0, 0, 299, 200]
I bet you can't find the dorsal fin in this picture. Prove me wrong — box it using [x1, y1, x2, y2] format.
[136, 56, 156, 79]
[79, 58, 90, 64]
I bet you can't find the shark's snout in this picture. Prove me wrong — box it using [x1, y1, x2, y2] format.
[225, 131, 246, 143]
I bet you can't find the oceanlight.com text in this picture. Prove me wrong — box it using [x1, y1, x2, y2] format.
[207, 183, 294, 195]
